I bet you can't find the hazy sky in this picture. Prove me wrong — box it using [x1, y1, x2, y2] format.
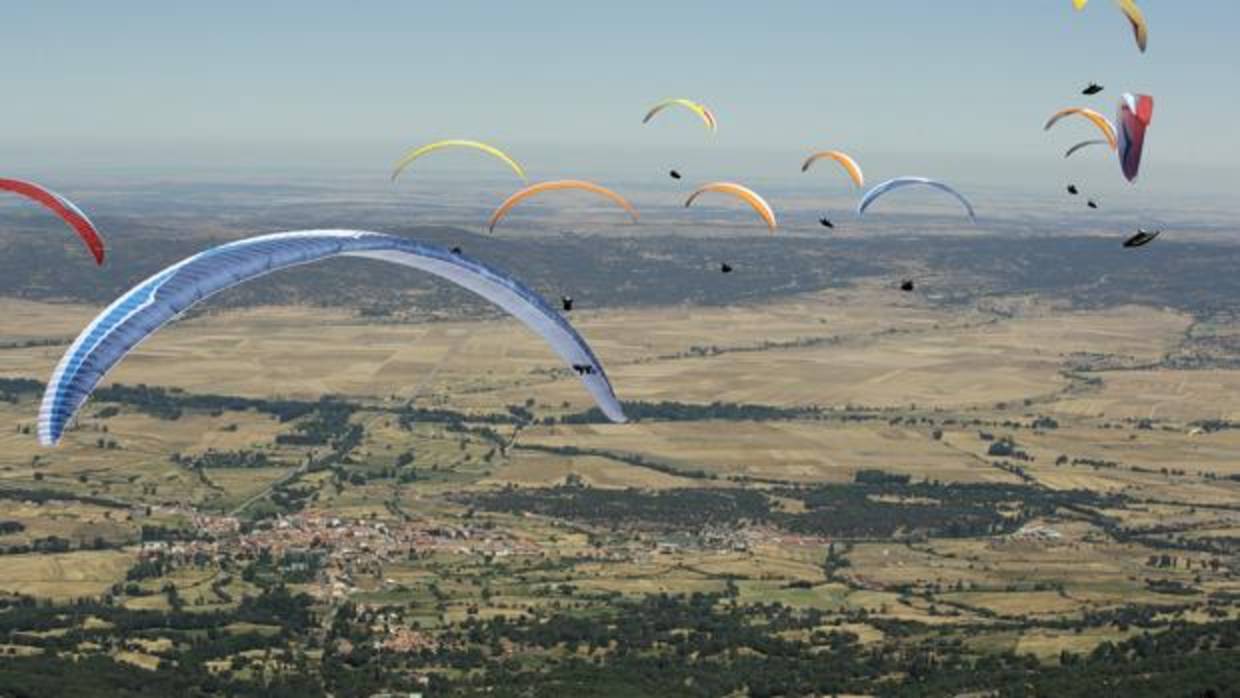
[1, 1, 1237, 193]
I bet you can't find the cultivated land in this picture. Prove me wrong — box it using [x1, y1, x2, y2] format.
[1, 212, 1239, 694]
[3, 289, 1238, 579]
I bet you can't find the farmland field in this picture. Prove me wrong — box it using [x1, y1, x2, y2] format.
[2, 228, 1239, 696]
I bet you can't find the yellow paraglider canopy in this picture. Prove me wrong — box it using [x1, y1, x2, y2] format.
[642, 98, 717, 133]
[392, 140, 527, 183]
[1116, 0, 1148, 52]
[1071, 0, 1148, 52]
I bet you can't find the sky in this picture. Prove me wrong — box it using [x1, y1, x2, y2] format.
[1, 1, 1238, 196]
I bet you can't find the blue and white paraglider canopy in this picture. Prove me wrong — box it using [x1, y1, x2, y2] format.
[39, 230, 626, 445]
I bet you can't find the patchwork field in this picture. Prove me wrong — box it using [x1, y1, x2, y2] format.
[1, 282, 1238, 681]
[0, 292, 1208, 420]
[4, 287, 1238, 509]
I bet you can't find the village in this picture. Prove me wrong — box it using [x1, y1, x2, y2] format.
[131, 506, 834, 604]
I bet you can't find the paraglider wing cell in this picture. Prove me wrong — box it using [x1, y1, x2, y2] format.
[0, 178, 105, 264]
[38, 230, 626, 446]
[856, 177, 976, 221]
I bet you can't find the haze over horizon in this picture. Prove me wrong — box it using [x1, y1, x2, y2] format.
[1, 2, 1237, 196]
